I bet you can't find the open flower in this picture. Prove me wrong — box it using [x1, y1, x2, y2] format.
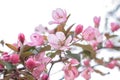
[81, 67, 93, 80]
[28, 52, 51, 79]
[47, 32, 72, 50]
[63, 59, 79, 80]
[49, 8, 67, 25]
[27, 33, 44, 46]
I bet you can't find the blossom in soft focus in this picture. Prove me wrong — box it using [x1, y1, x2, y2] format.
[83, 59, 90, 67]
[63, 59, 79, 80]
[1, 52, 10, 62]
[105, 40, 114, 48]
[25, 57, 36, 70]
[35, 24, 47, 34]
[18, 33, 25, 44]
[49, 8, 67, 25]
[31, 52, 51, 79]
[48, 32, 72, 50]
[93, 16, 101, 28]
[110, 22, 120, 32]
[82, 26, 100, 41]
[81, 67, 93, 80]
[41, 73, 49, 80]
[27, 33, 44, 46]
[75, 24, 83, 34]
[107, 60, 117, 69]
[9, 54, 20, 64]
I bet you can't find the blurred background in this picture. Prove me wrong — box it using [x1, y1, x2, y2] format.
[0, 0, 120, 80]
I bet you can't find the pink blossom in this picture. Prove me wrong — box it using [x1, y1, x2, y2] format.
[105, 40, 114, 48]
[9, 54, 20, 64]
[25, 57, 36, 70]
[18, 33, 25, 44]
[81, 67, 93, 80]
[82, 26, 100, 41]
[1, 52, 10, 62]
[48, 32, 72, 50]
[63, 59, 79, 80]
[41, 73, 49, 80]
[107, 60, 117, 69]
[75, 24, 83, 34]
[83, 59, 90, 67]
[93, 16, 101, 28]
[27, 33, 44, 46]
[89, 40, 99, 50]
[30, 52, 51, 79]
[111, 22, 120, 32]
[49, 8, 67, 25]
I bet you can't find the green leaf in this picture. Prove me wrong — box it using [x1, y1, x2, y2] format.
[5, 43, 18, 52]
[73, 43, 96, 59]
[39, 45, 51, 52]
[65, 23, 75, 36]
[47, 50, 61, 58]
[20, 51, 33, 60]
[66, 51, 80, 62]
[3, 62, 14, 71]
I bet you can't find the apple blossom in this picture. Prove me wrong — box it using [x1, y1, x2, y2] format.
[49, 8, 67, 25]
[105, 40, 114, 48]
[81, 67, 93, 80]
[48, 32, 72, 50]
[9, 54, 20, 64]
[27, 33, 44, 46]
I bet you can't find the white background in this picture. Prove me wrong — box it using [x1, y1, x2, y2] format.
[0, 0, 120, 80]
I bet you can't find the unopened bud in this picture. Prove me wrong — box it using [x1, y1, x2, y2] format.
[18, 33, 25, 44]
[75, 24, 83, 34]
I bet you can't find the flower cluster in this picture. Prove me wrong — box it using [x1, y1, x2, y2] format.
[0, 8, 120, 80]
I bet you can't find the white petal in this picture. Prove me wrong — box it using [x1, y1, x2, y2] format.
[56, 32, 65, 41]
[65, 35, 72, 45]
[48, 34, 59, 45]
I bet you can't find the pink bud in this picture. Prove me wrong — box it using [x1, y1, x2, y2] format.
[93, 16, 101, 28]
[75, 24, 83, 34]
[83, 59, 90, 66]
[105, 40, 114, 48]
[25, 57, 36, 70]
[107, 60, 117, 69]
[111, 22, 120, 32]
[18, 33, 25, 44]
[9, 54, 19, 64]
[41, 73, 49, 80]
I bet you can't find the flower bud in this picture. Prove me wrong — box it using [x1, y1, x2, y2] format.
[111, 22, 120, 32]
[107, 60, 117, 69]
[9, 54, 20, 64]
[41, 73, 49, 80]
[105, 40, 114, 48]
[75, 24, 83, 34]
[93, 16, 101, 28]
[83, 59, 90, 66]
[25, 57, 36, 70]
[18, 33, 25, 44]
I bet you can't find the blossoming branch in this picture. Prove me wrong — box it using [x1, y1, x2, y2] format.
[0, 8, 120, 80]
